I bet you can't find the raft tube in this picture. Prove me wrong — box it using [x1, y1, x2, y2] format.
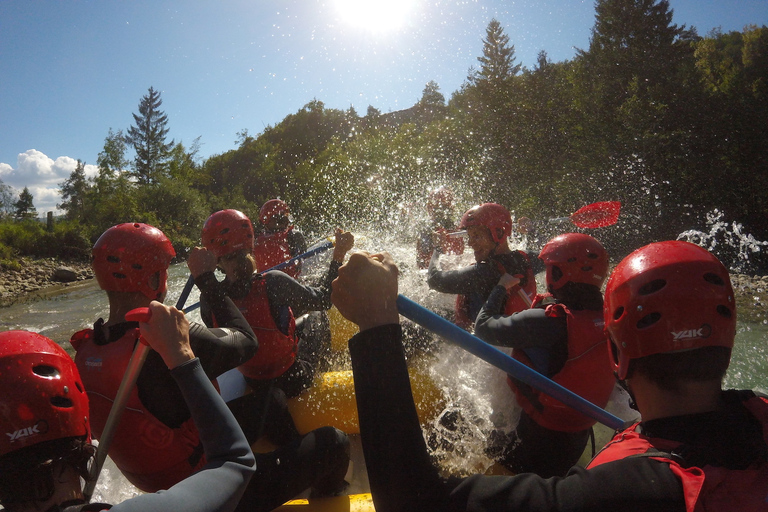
[275, 493, 375, 511]
[218, 368, 444, 436]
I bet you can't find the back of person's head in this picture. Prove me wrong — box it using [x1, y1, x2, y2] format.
[604, 241, 736, 387]
[0, 331, 92, 507]
[92, 223, 175, 301]
[459, 203, 512, 243]
[539, 233, 608, 293]
[202, 209, 255, 259]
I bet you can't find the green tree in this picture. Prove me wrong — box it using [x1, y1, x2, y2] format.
[0, 180, 14, 219]
[470, 18, 521, 87]
[58, 159, 91, 221]
[125, 87, 174, 184]
[97, 128, 129, 180]
[14, 187, 37, 220]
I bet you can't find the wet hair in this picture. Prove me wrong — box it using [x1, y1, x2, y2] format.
[0, 437, 93, 506]
[220, 250, 257, 280]
[625, 346, 732, 392]
[550, 281, 604, 311]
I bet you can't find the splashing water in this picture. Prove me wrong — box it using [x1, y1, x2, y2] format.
[678, 209, 768, 273]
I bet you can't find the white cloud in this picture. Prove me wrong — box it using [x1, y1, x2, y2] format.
[0, 150, 99, 215]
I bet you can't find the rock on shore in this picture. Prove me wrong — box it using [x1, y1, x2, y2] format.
[0, 258, 94, 307]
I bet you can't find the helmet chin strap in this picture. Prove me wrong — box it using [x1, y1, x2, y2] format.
[617, 377, 639, 411]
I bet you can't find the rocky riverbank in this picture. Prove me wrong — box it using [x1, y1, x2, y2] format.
[0, 257, 94, 307]
[0, 258, 766, 323]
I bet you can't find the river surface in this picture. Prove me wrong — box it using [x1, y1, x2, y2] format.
[0, 242, 766, 504]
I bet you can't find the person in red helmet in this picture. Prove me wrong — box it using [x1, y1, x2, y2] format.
[330, 242, 767, 512]
[427, 203, 538, 329]
[416, 186, 464, 269]
[253, 199, 307, 278]
[474, 233, 616, 477]
[200, 210, 353, 494]
[74, 222, 347, 510]
[73, 222, 258, 494]
[0, 302, 255, 512]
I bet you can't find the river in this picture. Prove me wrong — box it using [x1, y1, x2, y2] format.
[0, 239, 766, 504]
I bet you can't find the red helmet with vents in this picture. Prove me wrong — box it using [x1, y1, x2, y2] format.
[202, 209, 255, 259]
[604, 241, 736, 380]
[459, 203, 512, 243]
[92, 223, 175, 301]
[0, 331, 90, 457]
[538, 233, 608, 290]
[259, 199, 290, 226]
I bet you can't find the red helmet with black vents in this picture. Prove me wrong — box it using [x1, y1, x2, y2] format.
[92, 223, 175, 301]
[202, 209, 255, 259]
[0, 331, 90, 457]
[538, 233, 608, 290]
[459, 203, 512, 243]
[604, 241, 736, 380]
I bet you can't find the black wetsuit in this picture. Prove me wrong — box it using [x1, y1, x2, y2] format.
[474, 285, 594, 477]
[349, 324, 768, 512]
[427, 250, 540, 325]
[199, 263, 350, 507]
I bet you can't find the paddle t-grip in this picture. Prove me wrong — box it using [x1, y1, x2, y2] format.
[125, 307, 152, 323]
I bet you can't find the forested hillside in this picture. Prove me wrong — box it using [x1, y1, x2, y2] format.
[4, 0, 767, 271]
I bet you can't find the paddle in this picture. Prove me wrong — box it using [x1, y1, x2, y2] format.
[395, 295, 624, 430]
[183, 239, 336, 314]
[548, 201, 621, 229]
[83, 275, 196, 502]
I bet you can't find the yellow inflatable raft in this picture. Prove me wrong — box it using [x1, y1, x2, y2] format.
[275, 493, 375, 511]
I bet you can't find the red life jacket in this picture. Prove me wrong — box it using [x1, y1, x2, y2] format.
[508, 303, 615, 432]
[587, 395, 768, 512]
[219, 276, 298, 380]
[71, 328, 204, 493]
[254, 227, 299, 278]
[454, 251, 536, 329]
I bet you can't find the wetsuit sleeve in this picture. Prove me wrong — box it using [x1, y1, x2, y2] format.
[427, 257, 498, 295]
[474, 287, 567, 350]
[349, 324, 454, 512]
[474, 289, 568, 374]
[348, 325, 685, 512]
[110, 358, 255, 512]
[264, 261, 341, 318]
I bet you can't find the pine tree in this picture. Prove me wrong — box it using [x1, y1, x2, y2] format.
[125, 87, 174, 184]
[14, 187, 37, 220]
[58, 160, 90, 221]
[471, 19, 521, 87]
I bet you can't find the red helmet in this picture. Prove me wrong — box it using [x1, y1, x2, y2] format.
[259, 199, 290, 226]
[92, 223, 175, 301]
[427, 186, 454, 216]
[202, 209, 255, 259]
[0, 331, 90, 458]
[538, 233, 608, 290]
[604, 241, 736, 380]
[459, 203, 511, 243]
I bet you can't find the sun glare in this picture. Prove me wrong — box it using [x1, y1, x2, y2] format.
[334, 0, 414, 33]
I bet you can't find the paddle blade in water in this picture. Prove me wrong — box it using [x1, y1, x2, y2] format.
[570, 201, 621, 228]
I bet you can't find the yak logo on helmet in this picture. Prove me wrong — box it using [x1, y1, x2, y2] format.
[671, 324, 712, 341]
[6, 420, 49, 443]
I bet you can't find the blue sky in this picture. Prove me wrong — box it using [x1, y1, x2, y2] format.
[1, 0, 766, 213]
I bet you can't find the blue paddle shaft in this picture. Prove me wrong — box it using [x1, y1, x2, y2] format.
[396, 295, 624, 431]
